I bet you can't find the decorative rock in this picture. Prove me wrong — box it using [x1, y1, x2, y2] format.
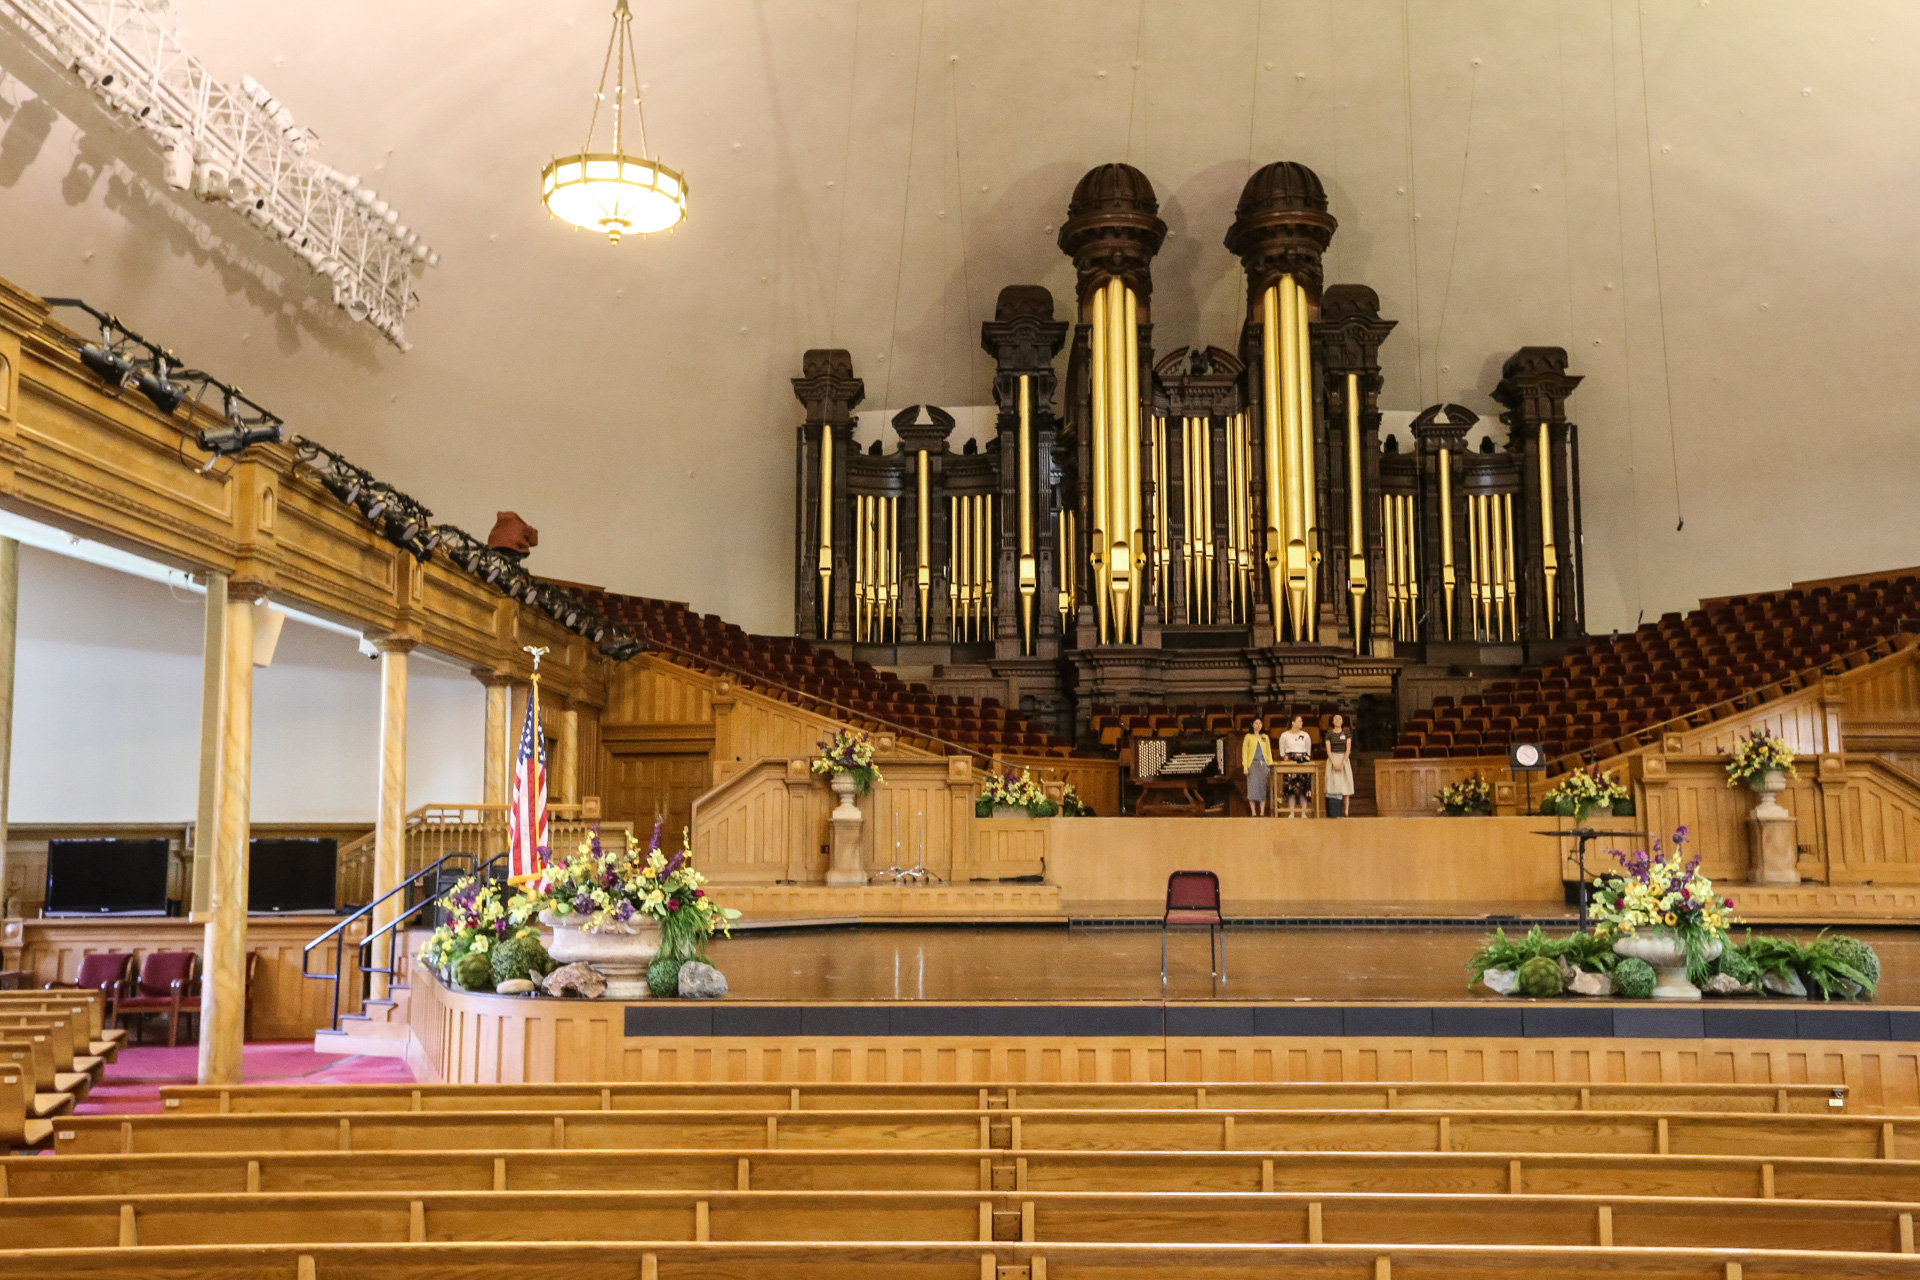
[679, 962, 728, 999]
[1480, 969, 1518, 995]
[1761, 969, 1808, 998]
[1567, 970, 1614, 997]
[1703, 973, 1750, 996]
[541, 962, 607, 999]
[495, 978, 537, 995]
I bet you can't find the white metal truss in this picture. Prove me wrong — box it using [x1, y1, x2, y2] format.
[0, 0, 436, 349]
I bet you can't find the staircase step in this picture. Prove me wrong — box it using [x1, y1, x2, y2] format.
[313, 1028, 408, 1059]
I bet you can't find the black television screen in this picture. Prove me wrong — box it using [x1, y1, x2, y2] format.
[44, 838, 171, 915]
[248, 838, 338, 913]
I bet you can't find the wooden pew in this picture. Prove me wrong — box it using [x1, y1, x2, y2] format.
[5, 1146, 1920, 1204]
[0, 990, 122, 1054]
[47, 1106, 1920, 1159]
[2, 1239, 1920, 1279]
[0, 1012, 101, 1084]
[0, 1187, 1916, 1253]
[0, 1071, 50, 1151]
[0, 1030, 89, 1100]
[154, 1079, 1852, 1117]
[0, 1038, 74, 1121]
[0, 994, 117, 1063]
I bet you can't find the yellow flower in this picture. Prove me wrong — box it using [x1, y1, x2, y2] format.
[1662, 912, 1677, 926]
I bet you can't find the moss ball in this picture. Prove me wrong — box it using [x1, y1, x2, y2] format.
[452, 950, 493, 992]
[1716, 946, 1760, 988]
[490, 932, 555, 987]
[647, 954, 687, 999]
[1613, 956, 1656, 999]
[1515, 955, 1563, 998]
[1820, 935, 1881, 987]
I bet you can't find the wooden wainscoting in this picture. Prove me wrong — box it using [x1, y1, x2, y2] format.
[19, 915, 366, 1040]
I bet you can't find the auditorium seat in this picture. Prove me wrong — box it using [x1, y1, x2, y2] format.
[1394, 572, 1920, 761]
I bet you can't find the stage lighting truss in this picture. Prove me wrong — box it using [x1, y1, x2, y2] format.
[0, 0, 436, 349]
[48, 297, 284, 466]
[290, 438, 645, 661]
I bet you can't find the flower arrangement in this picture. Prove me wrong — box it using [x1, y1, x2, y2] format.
[1434, 773, 1493, 816]
[1542, 765, 1628, 818]
[811, 729, 884, 795]
[1724, 729, 1796, 789]
[978, 767, 1053, 817]
[418, 874, 512, 975]
[1589, 826, 1739, 984]
[518, 821, 741, 959]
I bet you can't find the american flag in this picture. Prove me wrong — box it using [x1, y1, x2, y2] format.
[506, 684, 550, 880]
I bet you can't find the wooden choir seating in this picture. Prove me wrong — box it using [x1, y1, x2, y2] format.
[153, 1079, 1851, 1115]
[1397, 574, 1920, 764]
[7, 1080, 1920, 1277]
[586, 589, 1075, 758]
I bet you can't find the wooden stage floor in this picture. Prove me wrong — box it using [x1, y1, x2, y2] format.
[703, 923, 1920, 1006]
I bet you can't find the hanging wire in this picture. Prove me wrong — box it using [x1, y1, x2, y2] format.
[1430, 59, 1479, 396]
[1124, 0, 1148, 162]
[1557, 0, 1576, 355]
[942, 0, 974, 402]
[1608, 0, 1648, 616]
[881, 0, 931, 411]
[1240, 0, 1266, 305]
[1635, 0, 1686, 532]
[827, 0, 865, 345]
[1399, 0, 1428, 403]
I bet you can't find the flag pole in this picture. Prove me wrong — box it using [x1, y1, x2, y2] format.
[506, 645, 551, 886]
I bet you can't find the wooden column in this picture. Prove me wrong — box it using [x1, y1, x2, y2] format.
[556, 704, 580, 804]
[197, 583, 264, 1086]
[190, 571, 229, 915]
[369, 637, 415, 1001]
[0, 538, 16, 920]
[477, 671, 511, 806]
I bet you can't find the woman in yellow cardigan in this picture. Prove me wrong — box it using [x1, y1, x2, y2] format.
[1242, 717, 1275, 817]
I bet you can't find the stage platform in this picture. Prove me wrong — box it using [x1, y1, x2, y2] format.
[403, 925, 1920, 1112]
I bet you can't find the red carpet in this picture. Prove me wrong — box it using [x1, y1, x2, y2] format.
[76, 1041, 415, 1116]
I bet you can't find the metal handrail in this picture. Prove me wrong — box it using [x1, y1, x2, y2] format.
[358, 853, 509, 998]
[302, 850, 482, 1033]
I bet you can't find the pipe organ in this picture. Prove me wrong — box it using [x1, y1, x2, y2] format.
[790, 164, 1589, 729]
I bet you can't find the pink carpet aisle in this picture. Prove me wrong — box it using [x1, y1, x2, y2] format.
[77, 1042, 415, 1115]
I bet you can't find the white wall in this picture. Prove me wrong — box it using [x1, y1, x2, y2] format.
[10, 546, 482, 823]
[0, 2, 1917, 634]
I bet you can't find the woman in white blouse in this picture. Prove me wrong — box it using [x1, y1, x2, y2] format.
[1276, 715, 1314, 818]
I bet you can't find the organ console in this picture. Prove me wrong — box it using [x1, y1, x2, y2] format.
[790, 161, 1590, 742]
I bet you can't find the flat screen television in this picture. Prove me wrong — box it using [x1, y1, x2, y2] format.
[248, 837, 338, 913]
[43, 838, 171, 916]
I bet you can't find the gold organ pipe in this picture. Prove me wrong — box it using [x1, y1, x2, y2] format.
[1402, 494, 1418, 641]
[1178, 418, 1192, 621]
[1489, 492, 1508, 641]
[1200, 416, 1215, 623]
[1017, 376, 1035, 653]
[1345, 372, 1366, 653]
[1260, 288, 1284, 622]
[1059, 508, 1075, 632]
[1381, 495, 1398, 641]
[886, 495, 899, 642]
[1089, 286, 1109, 645]
[1152, 417, 1166, 612]
[1438, 460, 1451, 642]
[856, 494, 870, 642]
[1497, 495, 1512, 644]
[1276, 277, 1300, 635]
[1106, 278, 1132, 642]
[1293, 279, 1317, 642]
[917, 451, 931, 641]
[818, 431, 834, 635]
[951, 494, 965, 640]
[1219, 415, 1233, 621]
[1539, 420, 1559, 638]
[1468, 494, 1485, 640]
[1124, 286, 1142, 644]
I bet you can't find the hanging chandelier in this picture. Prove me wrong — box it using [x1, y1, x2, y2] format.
[540, 0, 687, 243]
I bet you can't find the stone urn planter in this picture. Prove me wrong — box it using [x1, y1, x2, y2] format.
[990, 804, 1026, 820]
[828, 770, 862, 820]
[540, 911, 661, 999]
[1612, 927, 1722, 1000]
[1749, 768, 1790, 819]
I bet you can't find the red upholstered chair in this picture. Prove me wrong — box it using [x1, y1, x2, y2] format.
[116, 951, 201, 1047]
[48, 951, 133, 1026]
[1162, 870, 1226, 984]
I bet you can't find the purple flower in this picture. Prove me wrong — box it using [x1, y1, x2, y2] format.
[663, 851, 685, 878]
[494, 920, 509, 936]
[649, 818, 664, 853]
[572, 893, 592, 915]
[614, 900, 635, 922]
[1673, 825, 1690, 844]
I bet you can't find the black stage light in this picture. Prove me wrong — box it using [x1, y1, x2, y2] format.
[356, 488, 390, 522]
[322, 470, 363, 505]
[134, 368, 188, 415]
[599, 636, 644, 661]
[79, 344, 139, 390]
[197, 420, 283, 455]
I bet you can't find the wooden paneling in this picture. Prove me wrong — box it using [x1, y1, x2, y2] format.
[605, 656, 716, 725]
[1373, 759, 1518, 818]
[1828, 755, 1920, 883]
[406, 976, 1920, 1114]
[19, 917, 366, 1040]
[1633, 755, 1824, 885]
[1000, 755, 1121, 819]
[1045, 816, 1565, 906]
[605, 753, 710, 846]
